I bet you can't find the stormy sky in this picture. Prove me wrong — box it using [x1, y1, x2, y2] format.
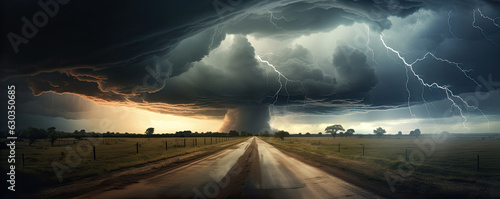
[2, 0, 500, 134]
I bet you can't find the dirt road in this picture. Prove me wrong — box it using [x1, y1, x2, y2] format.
[76, 137, 381, 199]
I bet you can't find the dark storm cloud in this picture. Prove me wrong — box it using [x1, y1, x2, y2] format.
[146, 35, 268, 107]
[270, 43, 379, 115]
[168, 28, 227, 77]
[263, 44, 337, 97]
[2, 0, 500, 132]
[1, 0, 414, 92]
[366, 3, 500, 109]
[145, 35, 273, 132]
[142, 36, 375, 132]
[224, 0, 421, 37]
[1, 0, 250, 72]
[0, 79, 85, 119]
[1, 0, 421, 79]
[25, 72, 124, 102]
[332, 44, 378, 93]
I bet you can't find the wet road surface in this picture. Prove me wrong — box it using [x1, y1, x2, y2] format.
[76, 137, 381, 199]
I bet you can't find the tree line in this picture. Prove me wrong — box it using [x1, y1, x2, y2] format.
[2, 125, 426, 146]
[0, 126, 261, 146]
[323, 124, 423, 139]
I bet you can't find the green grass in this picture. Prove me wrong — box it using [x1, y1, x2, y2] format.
[262, 135, 500, 197]
[1, 137, 245, 186]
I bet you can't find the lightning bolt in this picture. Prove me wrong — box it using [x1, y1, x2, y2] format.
[380, 35, 489, 131]
[363, 24, 379, 65]
[208, 26, 224, 50]
[420, 83, 439, 127]
[477, 8, 500, 28]
[269, 12, 293, 31]
[447, 10, 461, 40]
[380, 33, 417, 66]
[403, 63, 416, 120]
[255, 55, 308, 106]
[472, 8, 500, 49]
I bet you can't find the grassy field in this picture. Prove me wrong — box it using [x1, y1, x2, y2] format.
[262, 135, 500, 198]
[0, 136, 246, 186]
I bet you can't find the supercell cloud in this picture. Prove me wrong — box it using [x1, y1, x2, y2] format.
[1, 0, 500, 133]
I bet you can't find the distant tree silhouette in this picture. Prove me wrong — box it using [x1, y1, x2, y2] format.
[21, 127, 48, 145]
[274, 130, 289, 141]
[373, 127, 386, 138]
[345, 129, 355, 137]
[263, 130, 271, 137]
[47, 127, 57, 146]
[240, 131, 253, 136]
[73, 129, 85, 140]
[398, 131, 403, 136]
[145, 127, 155, 137]
[318, 132, 322, 136]
[409, 129, 421, 138]
[325, 125, 344, 139]
[339, 131, 344, 137]
[229, 130, 239, 137]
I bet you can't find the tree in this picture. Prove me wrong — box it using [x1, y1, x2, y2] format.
[274, 130, 289, 141]
[373, 127, 386, 138]
[47, 127, 57, 146]
[263, 130, 271, 137]
[73, 130, 84, 140]
[240, 131, 253, 136]
[409, 129, 421, 138]
[325, 124, 344, 139]
[339, 131, 344, 137]
[318, 132, 322, 136]
[414, 129, 421, 138]
[305, 132, 311, 136]
[145, 127, 155, 137]
[21, 127, 48, 145]
[345, 129, 355, 137]
[229, 130, 239, 137]
[298, 133, 302, 136]
[398, 131, 402, 136]
[47, 127, 56, 133]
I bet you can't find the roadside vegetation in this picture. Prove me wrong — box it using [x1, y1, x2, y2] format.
[262, 125, 500, 198]
[0, 127, 251, 194]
